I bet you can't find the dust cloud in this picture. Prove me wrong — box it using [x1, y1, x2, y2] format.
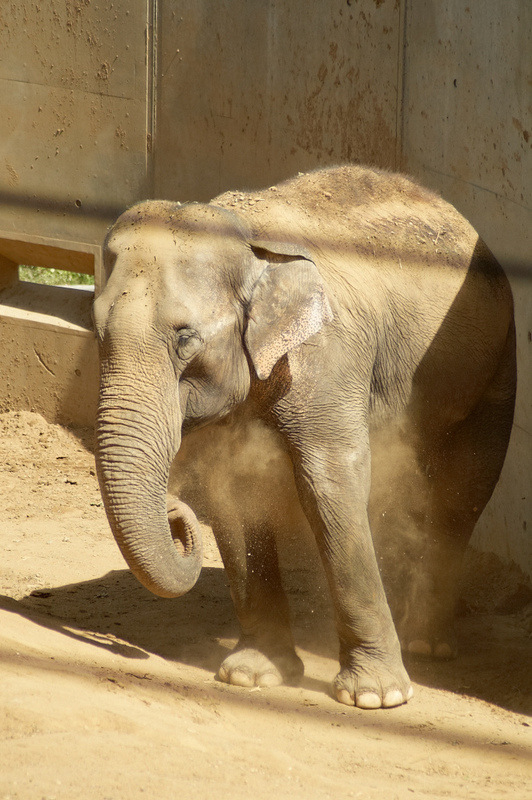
[168, 412, 442, 640]
[369, 425, 439, 644]
[169, 413, 323, 592]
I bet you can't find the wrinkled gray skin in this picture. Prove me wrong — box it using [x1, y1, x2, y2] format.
[94, 165, 516, 709]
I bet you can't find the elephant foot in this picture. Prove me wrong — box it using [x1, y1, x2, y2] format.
[398, 602, 459, 661]
[404, 632, 458, 660]
[218, 643, 304, 689]
[334, 650, 413, 709]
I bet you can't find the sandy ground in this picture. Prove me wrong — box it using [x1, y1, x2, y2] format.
[1, 410, 531, 800]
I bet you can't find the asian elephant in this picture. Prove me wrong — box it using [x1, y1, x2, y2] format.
[93, 165, 516, 709]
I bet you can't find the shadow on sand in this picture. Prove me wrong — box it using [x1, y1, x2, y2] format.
[1, 563, 531, 717]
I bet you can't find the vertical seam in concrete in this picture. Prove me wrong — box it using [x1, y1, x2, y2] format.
[395, 0, 408, 171]
[146, 0, 158, 199]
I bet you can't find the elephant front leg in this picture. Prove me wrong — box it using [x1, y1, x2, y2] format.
[213, 519, 304, 688]
[292, 440, 413, 709]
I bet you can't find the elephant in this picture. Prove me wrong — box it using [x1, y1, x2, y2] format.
[93, 165, 516, 710]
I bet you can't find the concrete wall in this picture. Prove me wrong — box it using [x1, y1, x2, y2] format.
[0, 0, 530, 571]
[0, 231, 100, 426]
[154, 0, 403, 200]
[0, 0, 152, 248]
[0, 282, 98, 427]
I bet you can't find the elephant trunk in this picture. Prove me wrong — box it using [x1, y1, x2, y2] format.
[95, 388, 203, 598]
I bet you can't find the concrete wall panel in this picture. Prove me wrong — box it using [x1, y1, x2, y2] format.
[0, 285, 98, 427]
[0, 0, 151, 247]
[401, 1, 531, 261]
[154, 0, 402, 201]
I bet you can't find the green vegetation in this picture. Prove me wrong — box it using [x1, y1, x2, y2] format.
[19, 266, 94, 286]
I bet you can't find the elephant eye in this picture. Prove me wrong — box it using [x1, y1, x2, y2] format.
[176, 330, 203, 361]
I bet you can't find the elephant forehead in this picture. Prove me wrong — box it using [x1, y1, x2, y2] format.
[110, 225, 245, 276]
[106, 225, 247, 329]
[108, 227, 180, 265]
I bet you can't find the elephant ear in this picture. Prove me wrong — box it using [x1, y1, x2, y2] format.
[245, 241, 333, 380]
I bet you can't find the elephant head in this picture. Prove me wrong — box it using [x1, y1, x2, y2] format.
[93, 201, 332, 598]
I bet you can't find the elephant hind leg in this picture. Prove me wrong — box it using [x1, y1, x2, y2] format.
[399, 352, 515, 659]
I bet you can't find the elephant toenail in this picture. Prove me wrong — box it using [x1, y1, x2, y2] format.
[435, 642, 454, 659]
[382, 689, 405, 708]
[356, 692, 381, 709]
[408, 639, 432, 657]
[336, 688, 354, 706]
[257, 671, 281, 688]
[218, 666, 229, 683]
[230, 669, 254, 687]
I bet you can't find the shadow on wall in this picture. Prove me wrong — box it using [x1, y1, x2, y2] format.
[0, 188, 126, 223]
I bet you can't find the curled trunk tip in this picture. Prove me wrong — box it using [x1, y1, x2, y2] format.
[96, 389, 202, 599]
